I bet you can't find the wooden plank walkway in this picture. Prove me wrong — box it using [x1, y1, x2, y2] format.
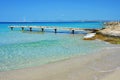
[9, 26, 99, 34]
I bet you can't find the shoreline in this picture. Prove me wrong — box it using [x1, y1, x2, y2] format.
[0, 45, 120, 80]
[87, 22, 120, 44]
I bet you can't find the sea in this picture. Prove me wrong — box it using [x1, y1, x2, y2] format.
[0, 22, 111, 72]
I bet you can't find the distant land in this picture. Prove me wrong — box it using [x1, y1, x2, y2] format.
[0, 20, 119, 23]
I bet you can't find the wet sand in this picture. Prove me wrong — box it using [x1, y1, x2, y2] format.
[0, 45, 120, 80]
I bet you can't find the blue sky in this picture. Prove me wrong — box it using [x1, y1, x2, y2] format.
[0, 0, 120, 22]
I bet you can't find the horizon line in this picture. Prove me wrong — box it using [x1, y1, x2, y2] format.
[0, 20, 120, 23]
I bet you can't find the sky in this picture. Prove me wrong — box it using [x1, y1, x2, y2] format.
[0, 0, 120, 22]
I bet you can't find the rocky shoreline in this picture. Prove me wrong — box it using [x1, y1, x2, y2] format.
[96, 22, 120, 44]
[84, 22, 120, 44]
[99, 22, 120, 37]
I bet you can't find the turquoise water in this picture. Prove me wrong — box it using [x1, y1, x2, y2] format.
[5, 22, 104, 28]
[0, 22, 109, 72]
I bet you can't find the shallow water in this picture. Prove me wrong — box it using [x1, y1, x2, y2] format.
[0, 22, 111, 72]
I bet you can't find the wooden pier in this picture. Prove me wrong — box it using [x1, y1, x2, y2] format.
[9, 26, 99, 34]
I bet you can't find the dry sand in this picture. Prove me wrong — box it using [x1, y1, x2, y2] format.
[100, 69, 120, 80]
[0, 45, 120, 80]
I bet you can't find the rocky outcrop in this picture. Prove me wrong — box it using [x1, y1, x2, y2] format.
[83, 33, 96, 40]
[104, 22, 120, 26]
[99, 22, 120, 37]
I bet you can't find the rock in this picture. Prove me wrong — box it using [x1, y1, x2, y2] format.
[83, 33, 96, 40]
[99, 22, 120, 37]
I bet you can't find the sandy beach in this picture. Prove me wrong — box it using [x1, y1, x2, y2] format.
[0, 45, 120, 80]
[0, 0, 120, 79]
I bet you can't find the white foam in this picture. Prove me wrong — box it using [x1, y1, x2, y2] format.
[84, 33, 96, 38]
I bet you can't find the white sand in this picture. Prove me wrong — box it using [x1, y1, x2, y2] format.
[0, 46, 120, 80]
[100, 69, 120, 80]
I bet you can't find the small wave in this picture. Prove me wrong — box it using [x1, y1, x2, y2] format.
[89, 66, 120, 73]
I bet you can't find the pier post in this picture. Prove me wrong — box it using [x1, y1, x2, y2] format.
[41, 28, 44, 32]
[10, 27, 13, 30]
[30, 27, 32, 31]
[72, 30, 75, 34]
[54, 29, 57, 33]
[21, 27, 24, 31]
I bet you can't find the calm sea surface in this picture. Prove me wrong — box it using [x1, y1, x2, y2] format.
[0, 22, 111, 72]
